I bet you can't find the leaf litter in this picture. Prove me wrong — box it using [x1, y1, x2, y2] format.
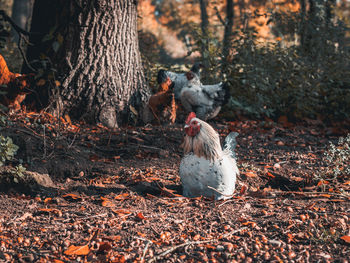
[0, 112, 349, 262]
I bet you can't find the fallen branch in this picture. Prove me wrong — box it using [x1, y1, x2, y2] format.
[148, 227, 247, 262]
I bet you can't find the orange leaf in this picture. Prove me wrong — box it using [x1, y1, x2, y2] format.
[54, 260, 64, 263]
[101, 200, 113, 207]
[239, 185, 247, 195]
[317, 180, 329, 186]
[267, 172, 275, 178]
[62, 193, 82, 200]
[340, 236, 350, 243]
[64, 244, 90, 256]
[136, 212, 147, 220]
[114, 193, 129, 200]
[242, 221, 257, 228]
[244, 171, 257, 178]
[343, 181, 350, 185]
[44, 197, 52, 204]
[64, 114, 72, 125]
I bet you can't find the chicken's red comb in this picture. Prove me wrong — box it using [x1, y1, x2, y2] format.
[185, 112, 196, 124]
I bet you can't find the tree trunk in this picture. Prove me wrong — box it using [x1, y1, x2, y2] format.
[11, 0, 34, 42]
[299, 0, 306, 48]
[199, 0, 209, 67]
[222, 0, 234, 70]
[24, 0, 150, 128]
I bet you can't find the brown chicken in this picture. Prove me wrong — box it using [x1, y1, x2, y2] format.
[148, 77, 176, 124]
[0, 54, 32, 111]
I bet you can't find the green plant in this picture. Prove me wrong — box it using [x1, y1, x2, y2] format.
[0, 135, 19, 166]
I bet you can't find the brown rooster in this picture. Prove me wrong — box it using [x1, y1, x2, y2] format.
[148, 77, 176, 124]
[0, 54, 32, 111]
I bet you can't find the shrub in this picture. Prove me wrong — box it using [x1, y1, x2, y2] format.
[324, 134, 350, 179]
[0, 135, 19, 166]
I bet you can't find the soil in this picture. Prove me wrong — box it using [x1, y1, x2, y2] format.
[0, 112, 349, 263]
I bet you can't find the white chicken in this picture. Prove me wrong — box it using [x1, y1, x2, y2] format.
[180, 71, 229, 121]
[157, 63, 202, 100]
[179, 112, 239, 200]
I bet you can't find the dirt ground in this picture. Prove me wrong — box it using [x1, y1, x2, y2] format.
[0, 112, 349, 262]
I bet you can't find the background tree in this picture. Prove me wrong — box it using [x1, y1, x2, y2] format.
[23, 0, 150, 128]
[11, 0, 34, 42]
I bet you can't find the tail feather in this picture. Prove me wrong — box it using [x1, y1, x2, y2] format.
[224, 132, 239, 159]
[222, 82, 230, 106]
[157, 69, 168, 84]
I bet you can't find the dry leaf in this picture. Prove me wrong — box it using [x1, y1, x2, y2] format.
[136, 212, 147, 220]
[98, 242, 113, 252]
[62, 193, 82, 200]
[244, 171, 257, 178]
[36, 79, 46, 86]
[340, 235, 350, 243]
[64, 244, 90, 256]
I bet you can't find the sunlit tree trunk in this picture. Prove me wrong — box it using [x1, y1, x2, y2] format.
[24, 0, 150, 127]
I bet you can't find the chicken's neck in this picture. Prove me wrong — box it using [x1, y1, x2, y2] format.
[182, 124, 223, 162]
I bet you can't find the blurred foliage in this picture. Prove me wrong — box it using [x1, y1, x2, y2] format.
[169, 3, 350, 122]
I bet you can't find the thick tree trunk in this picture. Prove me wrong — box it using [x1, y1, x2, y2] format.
[24, 0, 150, 127]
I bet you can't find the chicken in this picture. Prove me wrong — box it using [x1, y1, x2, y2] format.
[157, 62, 202, 100]
[0, 53, 32, 111]
[148, 78, 176, 124]
[179, 112, 239, 200]
[180, 71, 229, 121]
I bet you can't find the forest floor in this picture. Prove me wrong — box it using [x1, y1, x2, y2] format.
[0, 111, 349, 263]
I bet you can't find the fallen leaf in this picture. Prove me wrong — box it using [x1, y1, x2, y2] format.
[62, 193, 82, 200]
[317, 180, 329, 186]
[98, 242, 113, 252]
[44, 197, 52, 204]
[340, 236, 350, 243]
[136, 212, 147, 220]
[64, 244, 90, 256]
[244, 171, 257, 178]
[239, 185, 247, 195]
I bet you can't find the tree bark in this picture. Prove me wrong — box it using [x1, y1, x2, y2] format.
[24, 0, 150, 127]
[222, 0, 234, 69]
[199, 0, 209, 67]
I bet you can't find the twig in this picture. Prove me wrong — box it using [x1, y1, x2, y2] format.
[0, 10, 34, 36]
[273, 191, 349, 198]
[214, 6, 225, 26]
[148, 227, 247, 262]
[129, 143, 164, 152]
[207, 185, 234, 198]
[135, 236, 152, 262]
[18, 34, 36, 72]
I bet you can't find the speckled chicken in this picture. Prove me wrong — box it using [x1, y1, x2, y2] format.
[157, 63, 202, 100]
[179, 112, 239, 200]
[180, 71, 229, 121]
